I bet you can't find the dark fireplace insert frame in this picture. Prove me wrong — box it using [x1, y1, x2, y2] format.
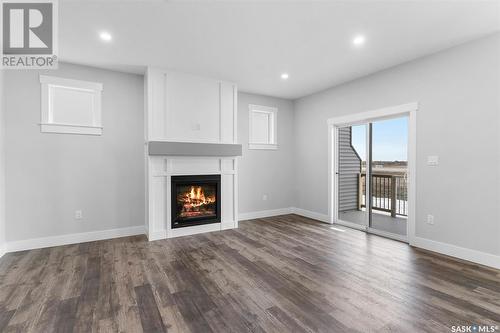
[171, 174, 221, 229]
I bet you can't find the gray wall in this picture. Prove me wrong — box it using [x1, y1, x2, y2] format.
[4, 63, 145, 241]
[238, 92, 295, 214]
[294, 33, 500, 256]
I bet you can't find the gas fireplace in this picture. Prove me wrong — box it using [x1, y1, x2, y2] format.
[171, 175, 221, 229]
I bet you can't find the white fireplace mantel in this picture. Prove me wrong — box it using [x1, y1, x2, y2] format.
[144, 67, 239, 240]
[147, 155, 238, 240]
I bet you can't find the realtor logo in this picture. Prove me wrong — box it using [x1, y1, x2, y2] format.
[1, 0, 58, 69]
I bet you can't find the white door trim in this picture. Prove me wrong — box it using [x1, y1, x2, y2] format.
[327, 102, 418, 244]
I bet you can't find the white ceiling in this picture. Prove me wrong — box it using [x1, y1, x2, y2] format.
[59, 1, 500, 99]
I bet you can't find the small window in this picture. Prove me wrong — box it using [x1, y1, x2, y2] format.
[248, 104, 278, 150]
[40, 75, 103, 135]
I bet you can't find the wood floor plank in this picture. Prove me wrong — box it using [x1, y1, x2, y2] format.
[0, 214, 498, 332]
[172, 291, 213, 333]
[0, 309, 15, 332]
[53, 297, 79, 333]
[135, 284, 167, 333]
[73, 256, 101, 332]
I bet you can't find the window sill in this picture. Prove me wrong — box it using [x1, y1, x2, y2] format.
[248, 143, 278, 150]
[40, 123, 103, 136]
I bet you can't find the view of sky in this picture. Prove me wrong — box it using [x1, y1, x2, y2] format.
[350, 116, 408, 161]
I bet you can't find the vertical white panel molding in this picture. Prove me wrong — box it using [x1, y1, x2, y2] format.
[144, 67, 239, 241]
[146, 67, 237, 143]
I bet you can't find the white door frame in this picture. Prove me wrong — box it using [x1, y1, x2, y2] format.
[327, 102, 418, 244]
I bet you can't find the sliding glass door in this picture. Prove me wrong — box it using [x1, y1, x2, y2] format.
[336, 116, 409, 241]
[368, 117, 408, 238]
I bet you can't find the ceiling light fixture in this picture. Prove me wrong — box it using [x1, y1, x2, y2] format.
[281, 73, 289, 80]
[99, 31, 112, 42]
[352, 34, 366, 46]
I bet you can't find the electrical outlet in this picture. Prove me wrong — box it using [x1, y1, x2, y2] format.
[262, 194, 268, 201]
[426, 214, 434, 225]
[75, 210, 83, 220]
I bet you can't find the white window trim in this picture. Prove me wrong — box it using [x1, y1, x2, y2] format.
[40, 75, 103, 135]
[248, 104, 278, 150]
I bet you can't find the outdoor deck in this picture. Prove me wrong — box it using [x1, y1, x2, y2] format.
[338, 210, 407, 237]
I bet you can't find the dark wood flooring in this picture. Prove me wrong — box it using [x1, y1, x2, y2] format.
[0, 214, 499, 332]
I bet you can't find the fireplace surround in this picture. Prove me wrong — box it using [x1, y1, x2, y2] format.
[144, 68, 239, 240]
[146, 155, 238, 240]
[171, 174, 221, 229]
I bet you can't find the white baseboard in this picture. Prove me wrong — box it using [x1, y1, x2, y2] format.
[170, 223, 222, 239]
[238, 207, 330, 223]
[221, 221, 238, 230]
[147, 230, 167, 242]
[5, 226, 146, 253]
[412, 236, 500, 270]
[291, 207, 330, 223]
[0, 243, 5, 259]
[238, 207, 293, 221]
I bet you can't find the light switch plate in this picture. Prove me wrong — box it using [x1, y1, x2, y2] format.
[427, 155, 439, 166]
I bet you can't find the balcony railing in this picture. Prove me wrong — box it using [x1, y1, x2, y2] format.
[359, 173, 408, 217]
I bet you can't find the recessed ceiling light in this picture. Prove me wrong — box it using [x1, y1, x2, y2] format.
[352, 35, 366, 46]
[281, 73, 289, 80]
[99, 31, 112, 42]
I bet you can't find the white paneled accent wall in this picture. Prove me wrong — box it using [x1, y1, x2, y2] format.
[145, 67, 239, 240]
[146, 68, 237, 143]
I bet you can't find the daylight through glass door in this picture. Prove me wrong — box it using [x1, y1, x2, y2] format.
[336, 116, 409, 240]
[368, 117, 408, 238]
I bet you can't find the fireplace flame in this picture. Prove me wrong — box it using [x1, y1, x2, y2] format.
[182, 186, 215, 209]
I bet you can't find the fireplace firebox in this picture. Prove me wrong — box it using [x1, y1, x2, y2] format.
[171, 175, 221, 229]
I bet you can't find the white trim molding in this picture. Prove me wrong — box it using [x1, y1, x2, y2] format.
[327, 102, 419, 127]
[237, 207, 330, 223]
[147, 230, 167, 242]
[412, 237, 500, 270]
[40, 75, 103, 91]
[291, 207, 329, 223]
[239, 207, 293, 221]
[40, 123, 103, 136]
[248, 104, 278, 150]
[39, 75, 103, 136]
[0, 244, 6, 259]
[248, 143, 278, 150]
[5, 226, 145, 253]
